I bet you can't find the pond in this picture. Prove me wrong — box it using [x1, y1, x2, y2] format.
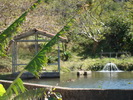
[25, 72, 133, 89]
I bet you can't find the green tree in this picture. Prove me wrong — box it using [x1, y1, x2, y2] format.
[101, 16, 132, 53]
[67, 0, 133, 56]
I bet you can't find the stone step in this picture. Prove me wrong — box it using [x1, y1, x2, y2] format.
[77, 71, 91, 76]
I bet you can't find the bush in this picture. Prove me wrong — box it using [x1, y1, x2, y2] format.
[61, 57, 133, 72]
[61, 51, 72, 61]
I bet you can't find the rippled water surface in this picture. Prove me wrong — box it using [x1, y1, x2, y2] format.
[25, 72, 133, 89]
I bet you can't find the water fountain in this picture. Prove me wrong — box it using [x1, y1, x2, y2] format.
[100, 62, 123, 72]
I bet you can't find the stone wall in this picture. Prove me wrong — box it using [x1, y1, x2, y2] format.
[0, 80, 133, 100]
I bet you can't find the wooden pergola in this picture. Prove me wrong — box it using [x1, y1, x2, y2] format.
[11, 28, 67, 74]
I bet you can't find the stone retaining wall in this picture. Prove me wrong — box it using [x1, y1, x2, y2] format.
[0, 80, 133, 100]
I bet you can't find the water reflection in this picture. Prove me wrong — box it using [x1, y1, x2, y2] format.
[25, 72, 133, 89]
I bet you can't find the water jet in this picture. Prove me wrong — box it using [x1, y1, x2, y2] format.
[100, 62, 123, 72]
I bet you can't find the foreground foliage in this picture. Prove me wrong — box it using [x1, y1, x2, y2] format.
[0, 0, 75, 99]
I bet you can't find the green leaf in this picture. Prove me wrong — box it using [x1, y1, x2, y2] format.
[1, 77, 26, 100]
[0, 84, 6, 97]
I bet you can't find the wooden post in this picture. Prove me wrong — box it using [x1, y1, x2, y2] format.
[110, 52, 111, 58]
[12, 41, 15, 73]
[100, 49, 103, 59]
[116, 53, 118, 58]
[15, 41, 18, 71]
[12, 40, 17, 73]
[57, 41, 61, 74]
[35, 33, 38, 55]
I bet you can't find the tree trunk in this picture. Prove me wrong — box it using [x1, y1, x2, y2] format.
[92, 41, 99, 54]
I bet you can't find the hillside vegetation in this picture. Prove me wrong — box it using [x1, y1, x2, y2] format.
[0, 0, 133, 72]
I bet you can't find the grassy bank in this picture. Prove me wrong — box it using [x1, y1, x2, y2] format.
[0, 56, 133, 73]
[60, 56, 133, 72]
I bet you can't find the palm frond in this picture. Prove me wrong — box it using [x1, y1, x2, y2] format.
[0, 0, 42, 56]
[0, 1, 76, 99]
[0, 16, 75, 100]
[1, 78, 26, 100]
